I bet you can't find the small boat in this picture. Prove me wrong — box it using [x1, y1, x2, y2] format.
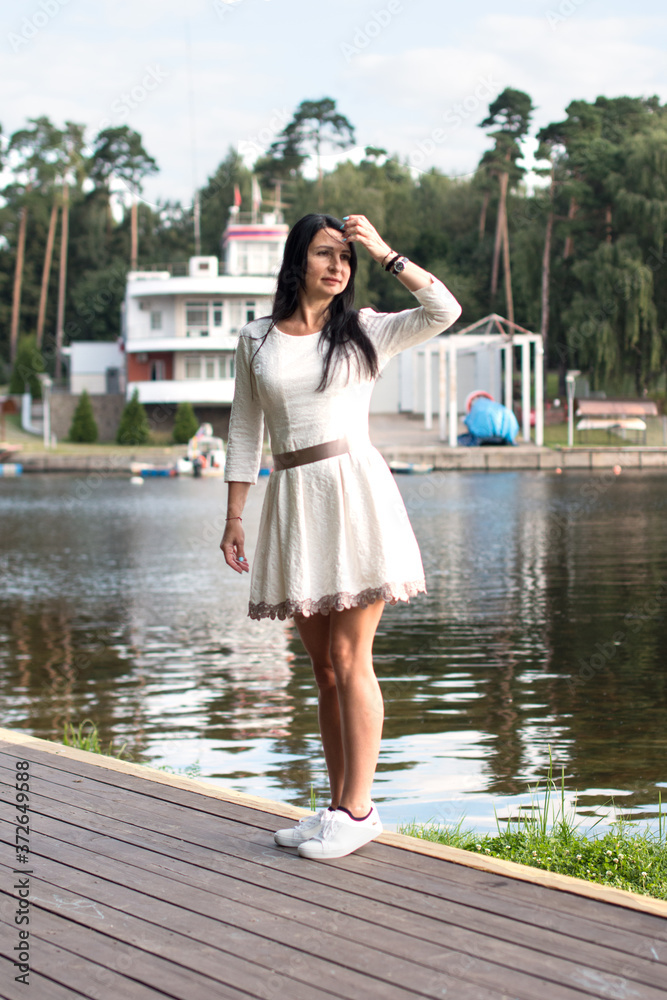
[0, 462, 22, 476]
[388, 460, 434, 475]
[129, 461, 177, 478]
[177, 424, 226, 478]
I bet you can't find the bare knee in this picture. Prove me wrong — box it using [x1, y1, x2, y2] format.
[311, 655, 336, 692]
[329, 638, 368, 686]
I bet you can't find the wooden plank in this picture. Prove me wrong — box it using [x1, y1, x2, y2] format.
[0, 955, 92, 1000]
[3, 804, 664, 1000]
[3, 852, 500, 1000]
[4, 752, 666, 959]
[8, 808, 667, 997]
[4, 737, 666, 926]
[377, 831, 667, 920]
[3, 737, 666, 1000]
[0, 929, 177, 1000]
[5, 766, 665, 969]
[0, 729, 303, 821]
[4, 730, 666, 923]
[5, 756, 667, 992]
[0, 895, 273, 1000]
[339, 841, 667, 937]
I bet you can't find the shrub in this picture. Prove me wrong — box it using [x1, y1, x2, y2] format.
[116, 389, 150, 445]
[172, 401, 199, 443]
[68, 390, 98, 443]
[8, 335, 44, 399]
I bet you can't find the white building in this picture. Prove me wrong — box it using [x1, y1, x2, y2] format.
[123, 212, 288, 406]
[64, 341, 126, 395]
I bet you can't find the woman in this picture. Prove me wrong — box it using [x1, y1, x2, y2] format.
[220, 213, 461, 859]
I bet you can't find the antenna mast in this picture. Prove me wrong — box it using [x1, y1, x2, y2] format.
[186, 21, 201, 255]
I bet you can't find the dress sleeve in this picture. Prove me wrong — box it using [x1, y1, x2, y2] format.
[224, 333, 265, 484]
[360, 276, 462, 368]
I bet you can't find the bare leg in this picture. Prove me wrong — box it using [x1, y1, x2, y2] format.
[294, 600, 385, 817]
[293, 611, 344, 808]
[329, 601, 385, 817]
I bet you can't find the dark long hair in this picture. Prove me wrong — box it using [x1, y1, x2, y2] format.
[251, 213, 379, 392]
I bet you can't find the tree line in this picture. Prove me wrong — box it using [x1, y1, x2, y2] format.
[2, 90, 666, 397]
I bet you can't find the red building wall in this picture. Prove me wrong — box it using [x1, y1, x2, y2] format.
[127, 352, 173, 382]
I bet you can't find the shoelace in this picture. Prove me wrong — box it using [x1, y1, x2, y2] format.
[316, 810, 338, 842]
[296, 810, 322, 830]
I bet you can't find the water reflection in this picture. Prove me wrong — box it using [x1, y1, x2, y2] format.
[1, 470, 665, 833]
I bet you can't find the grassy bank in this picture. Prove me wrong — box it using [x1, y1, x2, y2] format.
[400, 817, 666, 901]
[400, 765, 666, 902]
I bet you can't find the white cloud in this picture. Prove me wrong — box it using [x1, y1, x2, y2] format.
[344, 15, 667, 178]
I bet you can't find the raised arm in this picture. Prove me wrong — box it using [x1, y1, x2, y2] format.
[341, 214, 462, 362]
[341, 213, 436, 293]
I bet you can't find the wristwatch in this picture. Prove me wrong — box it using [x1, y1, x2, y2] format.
[391, 256, 409, 275]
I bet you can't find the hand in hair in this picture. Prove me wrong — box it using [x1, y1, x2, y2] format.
[340, 215, 392, 265]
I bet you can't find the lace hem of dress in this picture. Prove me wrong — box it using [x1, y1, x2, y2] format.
[248, 579, 426, 621]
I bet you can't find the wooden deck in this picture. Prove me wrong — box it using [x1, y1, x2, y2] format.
[1, 728, 666, 1000]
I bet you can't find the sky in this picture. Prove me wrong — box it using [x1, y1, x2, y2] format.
[2, 0, 667, 212]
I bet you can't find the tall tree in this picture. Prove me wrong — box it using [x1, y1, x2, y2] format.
[53, 122, 87, 377]
[480, 88, 534, 323]
[89, 126, 158, 270]
[5, 119, 62, 362]
[266, 98, 355, 207]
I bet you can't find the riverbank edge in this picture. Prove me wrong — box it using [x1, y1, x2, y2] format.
[7, 444, 667, 473]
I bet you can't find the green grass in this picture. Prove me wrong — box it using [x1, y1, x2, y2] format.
[400, 757, 667, 901]
[60, 718, 204, 779]
[1, 412, 186, 452]
[61, 719, 131, 760]
[542, 419, 666, 448]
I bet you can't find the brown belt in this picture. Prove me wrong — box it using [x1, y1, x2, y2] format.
[272, 437, 350, 471]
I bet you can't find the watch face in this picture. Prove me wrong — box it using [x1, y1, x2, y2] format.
[393, 258, 407, 273]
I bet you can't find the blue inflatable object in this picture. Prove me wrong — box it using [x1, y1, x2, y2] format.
[463, 396, 519, 445]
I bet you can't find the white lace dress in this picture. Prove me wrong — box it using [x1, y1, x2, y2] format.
[224, 276, 462, 620]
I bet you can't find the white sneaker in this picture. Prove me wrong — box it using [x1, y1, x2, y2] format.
[274, 808, 331, 847]
[297, 804, 382, 860]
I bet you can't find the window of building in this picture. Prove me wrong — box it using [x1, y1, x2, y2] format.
[150, 360, 166, 381]
[186, 302, 209, 337]
[229, 356, 235, 378]
[245, 301, 256, 323]
[235, 241, 278, 276]
[205, 358, 216, 379]
[218, 356, 227, 378]
[213, 302, 223, 327]
[150, 310, 162, 331]
[185, 357, 201, 379]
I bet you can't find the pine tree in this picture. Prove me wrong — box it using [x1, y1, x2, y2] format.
[116, 389, 150, 445]
[68, 389, 98, 442]
[172, 401, 199, 444]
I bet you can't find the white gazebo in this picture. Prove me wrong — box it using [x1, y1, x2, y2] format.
[414, 314, 544, 447]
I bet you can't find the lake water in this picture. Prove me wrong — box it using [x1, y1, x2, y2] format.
[1, 470, 666, 835]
